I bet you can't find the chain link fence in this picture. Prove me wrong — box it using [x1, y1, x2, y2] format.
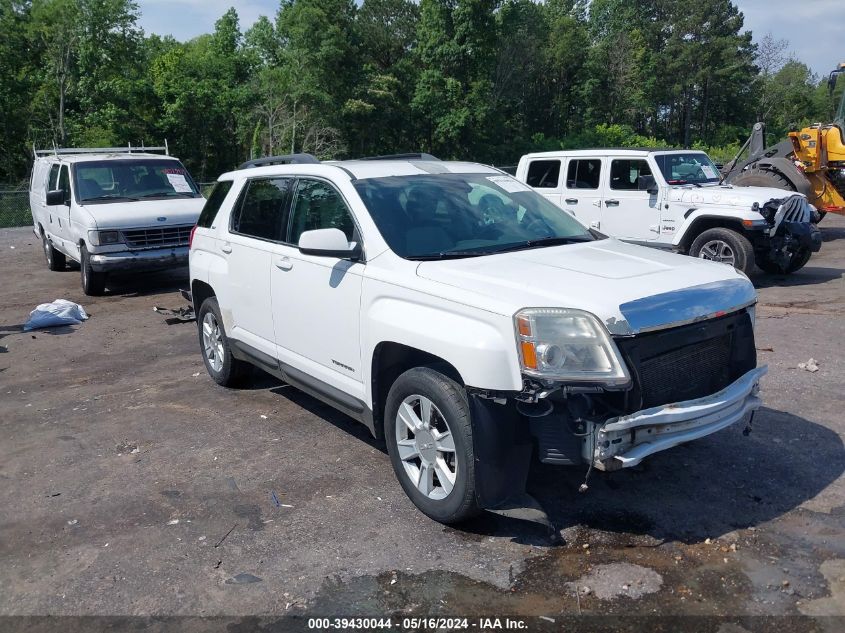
[0, 187, 31, 229]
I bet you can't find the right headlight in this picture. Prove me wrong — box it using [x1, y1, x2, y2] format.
[515, 308, 631, 386]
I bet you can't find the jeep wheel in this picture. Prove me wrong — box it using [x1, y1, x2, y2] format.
[42, 232, 66, 271]
[384, 367, 480, 524]
[755, 247, 812, 275]
[690, 228, 755, 275]
[80, 245, 106, 295]
[197, 297, 250, 387]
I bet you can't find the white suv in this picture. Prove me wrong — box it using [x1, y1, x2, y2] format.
[516, 149, 821, 275]
[189, 154, 766, 523]
[30, 146, 205, 295]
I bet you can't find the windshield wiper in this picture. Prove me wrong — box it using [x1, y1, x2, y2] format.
[139, 192, 197, 198]
[667, 179, 702, 187]
[407, 250, 496, 261]
[82, 195, 140, 202]
[490, 235, 593, 254]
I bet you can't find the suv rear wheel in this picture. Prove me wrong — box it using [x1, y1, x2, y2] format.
[42, 232, 66, 271]
[689, 228, 755, 275]
[198, 297, 250, 387]
[384, 367, 480, 524]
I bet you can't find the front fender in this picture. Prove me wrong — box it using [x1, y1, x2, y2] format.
[365, 296, 521, 392]
[672, 210, 761, 247]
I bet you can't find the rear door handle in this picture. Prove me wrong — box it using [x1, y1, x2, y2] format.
[220, 243, 232, 254]
[565, 198, 578, 204]
[605, 199, 619, 206]
[275, 256, 293, 271]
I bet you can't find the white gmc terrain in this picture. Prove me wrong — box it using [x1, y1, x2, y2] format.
[188, 153, 766, 523]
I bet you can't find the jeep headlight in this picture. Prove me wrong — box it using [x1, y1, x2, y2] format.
[515, 308, 630, 386]
[88, 230, 122, 245]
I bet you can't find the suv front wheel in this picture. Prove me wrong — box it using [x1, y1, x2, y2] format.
[384, 367, 480, 524]
[689, 228, 755, 275]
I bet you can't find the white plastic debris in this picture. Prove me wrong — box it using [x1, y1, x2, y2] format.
[798, 358, 819, 373]
[23, 299, 88, 331]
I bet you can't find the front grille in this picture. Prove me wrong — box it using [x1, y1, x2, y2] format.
[615, 311, 756, 410]
[122, 225, 192, 249]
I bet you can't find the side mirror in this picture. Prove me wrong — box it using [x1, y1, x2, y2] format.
[46, 189, 69, 206]
[298, 228, 361, 260]
[638, 175, 658, 195]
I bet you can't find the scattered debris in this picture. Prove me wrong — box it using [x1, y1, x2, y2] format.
[798, 358, 820, 373]
[116, 440, 138, 454]
[271, 491, 282, 508]
[539, 616, 555, 623]
[705, 538, 712, 544]
[198, 536, 206, 541]
[23, 299, 88, 331]
[192, 372, 201, 377]
[152, 305, 195, 324]
[166, 519, 180, 525]
[214, 524, 237, 548]
[67, 519, 78, 526]
[756, 347, 774, 352]
[214, 560, 222, 569]
[225, 573, 263, 585]
[566, 563, 663, 601]
[260, 414, 268, 420]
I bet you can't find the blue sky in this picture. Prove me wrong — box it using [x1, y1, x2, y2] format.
[136, 0, 845, 76]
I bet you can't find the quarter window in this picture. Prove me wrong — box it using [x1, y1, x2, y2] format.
[609, 159, 653, 191]
[47, 164, 60, 193]
[288, 179, 356, 244]
[231, 178, 292, 241]
[525, 160, 561, 189]
[198, 181, 233, 228]
[566, 159, 602, 189]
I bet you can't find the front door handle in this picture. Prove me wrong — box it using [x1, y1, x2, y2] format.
[220, 243, 232, 254]
[565, 198, 578, 204]
[275, 257, 293, 271]
[605, 199, 620, 206]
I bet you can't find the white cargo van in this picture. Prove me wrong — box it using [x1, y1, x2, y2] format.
[29, 146, 205, 295]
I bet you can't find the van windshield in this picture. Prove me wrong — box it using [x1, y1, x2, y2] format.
[353, 172, 595, 260]
[73, 159, 202, 203]
[654, 153, 721, 185]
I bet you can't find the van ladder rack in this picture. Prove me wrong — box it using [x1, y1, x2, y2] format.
[33, 141, 170, 157]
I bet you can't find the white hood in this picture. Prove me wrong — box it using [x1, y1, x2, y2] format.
[82, 197, 205, 230]
[669, 184, 798, 208]
[416, 239, 756, 334]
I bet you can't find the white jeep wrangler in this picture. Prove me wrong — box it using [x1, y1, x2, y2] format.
[189, 153, 765, 524]
[515, 149, 822, 275]
[29, 146, 205, 295]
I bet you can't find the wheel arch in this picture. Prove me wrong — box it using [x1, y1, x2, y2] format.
[370, 341, 464, 441]
[677, 215, 750, 252]
[191, 279, 216, 315]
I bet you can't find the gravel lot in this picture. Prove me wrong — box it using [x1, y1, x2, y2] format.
[0, 218, 843, 631]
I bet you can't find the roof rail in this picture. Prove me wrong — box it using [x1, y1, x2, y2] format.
[239, 153, 320, 169]
[33, 141, 170, 157]
[355, 153, 440, 162]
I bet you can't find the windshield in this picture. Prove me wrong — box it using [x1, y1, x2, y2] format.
[73, 159, 201, 203]
[654, 152, 721, 185]
[353, 173, 595, 260]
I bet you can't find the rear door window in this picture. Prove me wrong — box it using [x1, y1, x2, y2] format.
[566, 159, 602, 189]
[230, 178, 293, 241]
[525, 160, 561, 189]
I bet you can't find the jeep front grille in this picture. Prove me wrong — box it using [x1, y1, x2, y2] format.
[121, 225, 192, 249]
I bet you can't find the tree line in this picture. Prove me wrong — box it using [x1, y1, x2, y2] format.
[0, 0, 840, 184]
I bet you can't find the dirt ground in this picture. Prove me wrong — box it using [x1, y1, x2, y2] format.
[1, 218, 843, 632]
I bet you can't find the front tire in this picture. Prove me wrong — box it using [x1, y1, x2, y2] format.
[689, 228, 755, 275]
[197, 297, 250, 387]
[755, 247, 812, 274]
[80, 244, 106, 295]
[42, 232, 66, 271]
[384, 367, 480, 524]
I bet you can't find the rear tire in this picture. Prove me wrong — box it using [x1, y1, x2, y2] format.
[42, 232, 66, 271]
[731, 168, 797, 192]
[384, 367, 480, 524]
[80, 245, 106, 295]
[689, 228, 755, 275]
[197, 297, 250, 387]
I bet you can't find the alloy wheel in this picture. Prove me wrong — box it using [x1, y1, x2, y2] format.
[201, 312, 225, 373]
[698, 239, 736, 266]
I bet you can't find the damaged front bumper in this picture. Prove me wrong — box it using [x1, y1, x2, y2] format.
[89, 246, 189, 272]
[586, 366, 767, 471]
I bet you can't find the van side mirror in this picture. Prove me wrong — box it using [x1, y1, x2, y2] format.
[638, 175, 658, 195]
[46, 189, 69, 206]
[298, 228, 361, 260]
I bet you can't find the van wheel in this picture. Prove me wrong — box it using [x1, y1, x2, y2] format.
[197, 297, 250, 387]
[384, 367, 480, 524]
[689, 228, 755, 275]
[42, 233, 66, 271]
[80, 245, 106, 295]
